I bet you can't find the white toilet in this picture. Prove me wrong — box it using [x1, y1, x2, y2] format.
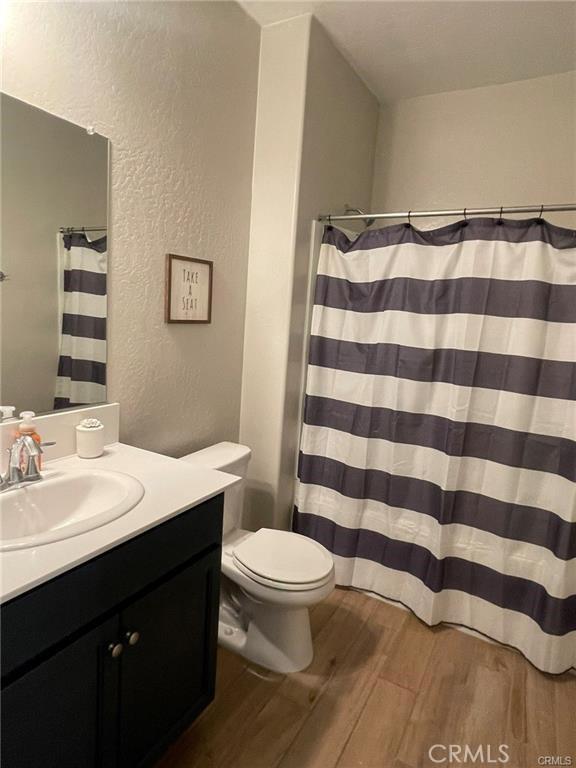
[181, 442, 335, 673]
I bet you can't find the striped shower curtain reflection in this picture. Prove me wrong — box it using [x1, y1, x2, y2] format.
[294, 218, 576, 674]
[54, 232, 107, 409]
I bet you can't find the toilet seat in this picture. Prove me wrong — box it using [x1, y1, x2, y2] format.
[232, 529, 334, 592]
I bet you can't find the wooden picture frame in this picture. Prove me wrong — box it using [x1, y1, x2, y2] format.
[165, 253, 213, 324]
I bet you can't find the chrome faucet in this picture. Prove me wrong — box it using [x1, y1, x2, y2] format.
[0, 435, 44, 492]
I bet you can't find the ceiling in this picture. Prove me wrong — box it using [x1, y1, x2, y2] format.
[240, 1, 576, 102]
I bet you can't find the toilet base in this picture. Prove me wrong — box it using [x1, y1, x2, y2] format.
[218, 586, 314, 673]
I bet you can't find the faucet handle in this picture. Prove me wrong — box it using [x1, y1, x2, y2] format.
[0, 452, 11, 489]
[1, 444, 24, 488]
[19, 435, 42, 456]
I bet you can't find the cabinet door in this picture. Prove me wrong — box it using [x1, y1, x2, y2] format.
[1, 616, 120, 768]
[117, 549, 220, 767]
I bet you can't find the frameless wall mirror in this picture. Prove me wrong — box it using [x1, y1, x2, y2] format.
[1, 93, 109, 417]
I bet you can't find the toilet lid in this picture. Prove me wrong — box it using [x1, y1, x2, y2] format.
[232, 529, 334, 585]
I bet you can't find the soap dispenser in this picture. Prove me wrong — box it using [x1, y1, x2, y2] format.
[18, 411, 43, 470]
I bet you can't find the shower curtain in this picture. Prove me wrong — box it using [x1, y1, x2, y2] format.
[54, 232, 107, 409]
[295, 218, 576, 674]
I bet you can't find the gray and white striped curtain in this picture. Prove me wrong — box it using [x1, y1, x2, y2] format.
[54, 232, 107, 409]
[295, 218, 576, 674]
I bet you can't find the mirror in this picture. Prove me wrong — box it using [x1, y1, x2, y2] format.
[1, 94, 109, 417]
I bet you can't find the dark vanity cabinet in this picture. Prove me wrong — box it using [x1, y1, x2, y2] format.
[1, 494, 223, 768]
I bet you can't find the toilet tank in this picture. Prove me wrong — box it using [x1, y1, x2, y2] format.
[180, 442, 251, 535]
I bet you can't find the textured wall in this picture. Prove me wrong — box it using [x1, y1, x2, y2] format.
[3, 2, 259, 455]
[372, 71, 576, 228]
[240, 15, 378, 530]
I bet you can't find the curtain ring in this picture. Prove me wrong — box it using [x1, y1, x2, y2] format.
[406, 210, 412, 228]
[539, 204, 544, 222]
[497, 205, 504, 224]
[463, 208, 468, 221]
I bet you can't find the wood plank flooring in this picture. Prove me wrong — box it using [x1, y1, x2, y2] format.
[156, 588, 576, 768]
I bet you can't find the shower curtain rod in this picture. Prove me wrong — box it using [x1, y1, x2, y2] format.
[59, 226, 107, 233]
[318, 203, 576, 224]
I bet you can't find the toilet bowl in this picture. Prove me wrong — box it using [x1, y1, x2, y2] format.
[181, 442, 335, 673]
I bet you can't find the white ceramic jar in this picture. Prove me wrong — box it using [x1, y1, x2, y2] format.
[76, 418, 105, 458]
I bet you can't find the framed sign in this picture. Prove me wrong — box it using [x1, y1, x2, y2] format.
[165, 253, 213, 323]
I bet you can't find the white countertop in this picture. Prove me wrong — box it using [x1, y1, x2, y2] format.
[0, 442, 240, 603]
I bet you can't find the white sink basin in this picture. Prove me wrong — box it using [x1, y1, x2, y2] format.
[0, 469, 145, 551]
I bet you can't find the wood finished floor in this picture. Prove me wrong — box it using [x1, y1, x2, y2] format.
[156, 588, 576, 768]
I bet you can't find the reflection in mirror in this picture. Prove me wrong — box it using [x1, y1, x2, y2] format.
[1, 94, 109, 417]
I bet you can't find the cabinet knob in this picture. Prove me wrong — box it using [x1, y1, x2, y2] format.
[108, 642, 124, 659]
[125, 631, 140, 646]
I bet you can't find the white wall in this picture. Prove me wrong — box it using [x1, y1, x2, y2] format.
[372, 71, 576, 228]
[3, 2, 259, 455]
[239, 16, 312, 530]
[240, 15, 378, 530]
[1, 94, 108, 415]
